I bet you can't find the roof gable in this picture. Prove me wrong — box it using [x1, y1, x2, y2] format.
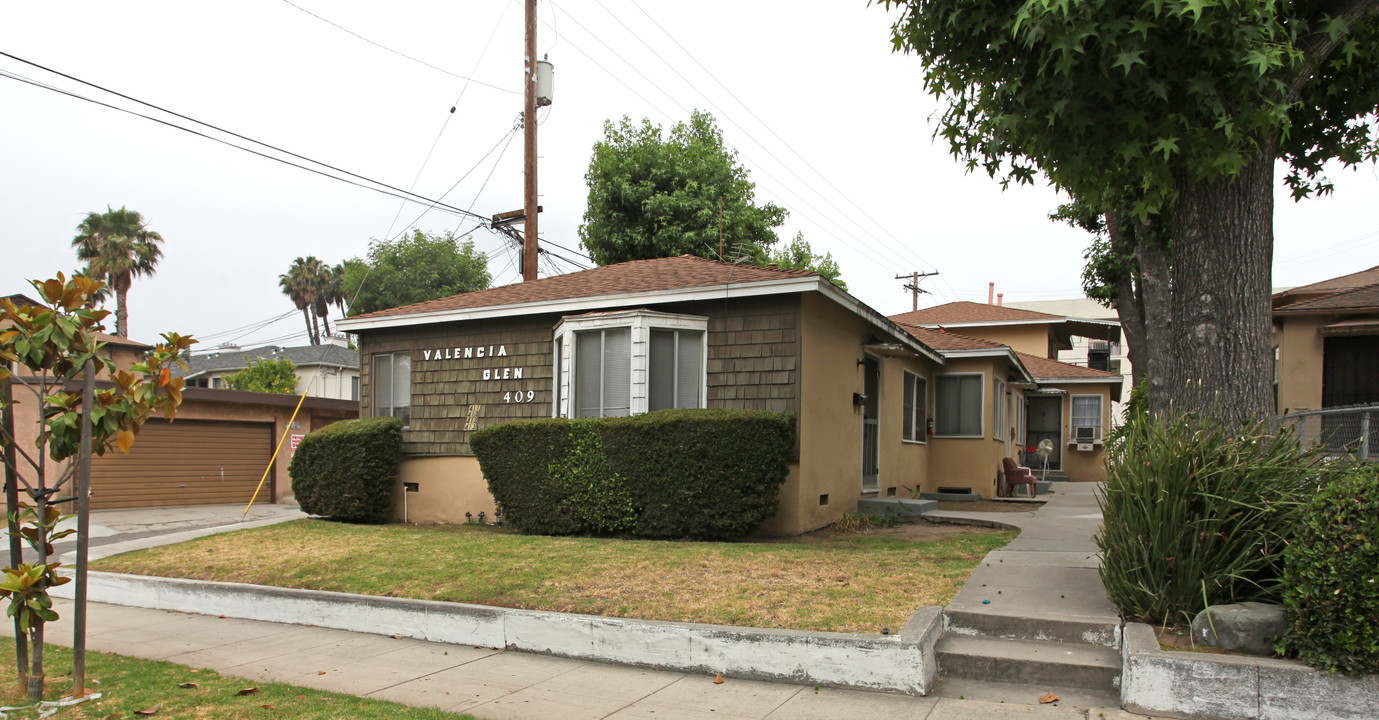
[1275, 283, 1379, 314]
[889, 301, 1064, 326]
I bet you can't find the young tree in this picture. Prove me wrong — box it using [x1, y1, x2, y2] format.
[224, 356, 298, 394]
[0, 274, 193, 697]
[71, 206, 165, 339]
[884, 0, 1379, 422]
[768, 232, 848, 291]
[580, 111, 788, 266]
[341, 230, 491, 316]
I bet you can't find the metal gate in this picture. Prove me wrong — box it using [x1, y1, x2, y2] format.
[862, 356, 880, 491]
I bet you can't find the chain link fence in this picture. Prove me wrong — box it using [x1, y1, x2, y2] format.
[1274, 403, 1378, 462]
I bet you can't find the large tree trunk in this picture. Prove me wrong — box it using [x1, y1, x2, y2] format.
[1163, 148, 1276, 424]
[301, 308, 315, 345]
[1135, 221, 1173, 405]
[114, 285, 128, 339]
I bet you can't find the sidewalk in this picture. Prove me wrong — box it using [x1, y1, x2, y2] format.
[26, 494, 1148, 719]
[30, 599, 1133, 720]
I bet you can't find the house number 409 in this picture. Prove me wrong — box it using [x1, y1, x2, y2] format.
[504, 390, 535, 403]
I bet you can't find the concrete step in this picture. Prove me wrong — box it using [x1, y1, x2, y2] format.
[857, 497, 936, 517]
[927, 676, 1123, 712]
[935, 635, 1121, 691]
[945, 607, 1121, 648]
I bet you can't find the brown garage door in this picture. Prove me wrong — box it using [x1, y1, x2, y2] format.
[89, 420, 273, 510]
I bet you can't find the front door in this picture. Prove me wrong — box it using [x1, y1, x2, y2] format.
[1025, 396, 1062, 473]
[862, 356, 880, 492]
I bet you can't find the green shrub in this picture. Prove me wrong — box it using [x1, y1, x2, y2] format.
[1278, 464, 1379, 674]
[471, 409, 795, 540]
[1097, 411, 1330, 625]
[289, 416, 402, 523]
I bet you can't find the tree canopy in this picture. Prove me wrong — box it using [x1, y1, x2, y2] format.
[768, 232, 848, 291]
[884, 0, 1378, 421]
[224, 356, 298, 394]
[279, 256, 344, 345]
[72, 205, 165, 338]
[579, 110, 787, 266]
[341, 229, 491, 317]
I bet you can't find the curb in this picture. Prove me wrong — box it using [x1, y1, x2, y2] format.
[53, 571, 944, 696]
[1120, 621, 1379, 720]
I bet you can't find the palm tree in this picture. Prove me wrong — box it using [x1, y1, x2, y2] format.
[279, 257, 320, 345]
[312, 263, 347, 340]
[72, 206, 165, 338]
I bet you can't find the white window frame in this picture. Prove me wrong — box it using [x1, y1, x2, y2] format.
[552, 309, 709, 419]
[993, 377, 1007, 441]
[372, 351, 412, 428]
[933, 372, 985, 438]
[1071, 394, 1104, 442]
[902, 370, 927, 444]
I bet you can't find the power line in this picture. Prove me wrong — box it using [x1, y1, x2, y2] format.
[534, 4, 921, 286]
[623, 0, 950, 280]
[278, 0, 519, 95]
[379, 0, 516, 243]
[0, 51, 490, 224]
[196, 310, 297, 343]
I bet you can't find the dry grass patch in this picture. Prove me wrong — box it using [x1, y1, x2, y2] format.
[96, 520, 1014, 633]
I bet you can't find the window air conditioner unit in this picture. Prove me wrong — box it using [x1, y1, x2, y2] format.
[1074, 425, 1097, 442]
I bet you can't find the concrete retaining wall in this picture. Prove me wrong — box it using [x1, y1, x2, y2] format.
[56, 571, 943, 696]
[1121, 622, 1379, 720]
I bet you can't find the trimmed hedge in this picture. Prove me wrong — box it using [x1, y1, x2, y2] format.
[289, 416, 402, 523]
[1278, 464, 1379, 674]
[470, 409, 795, 540]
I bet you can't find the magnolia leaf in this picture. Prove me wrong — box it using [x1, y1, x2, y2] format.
[235, 687, 259, 696]
[134, 705, 160, 715]
[117, 429, 135, 453]
[177, 682, 199, 689]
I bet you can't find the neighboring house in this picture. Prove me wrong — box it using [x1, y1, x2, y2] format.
[890, 301, 1123, 479]
[184, 338, 360, 401]
[338, 255, 1121, 534]
[5, 292, 358, 510]
[1273, 264, 1379, 414]
[1003, 297, 1134, 420]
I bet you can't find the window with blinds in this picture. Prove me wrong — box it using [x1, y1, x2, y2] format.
[935, 373, 983, 436]
[372, 352, 411, 427]
[575, 328, 631, 418]
[902, 370, 927, 443]
[649, 329, 703, 411]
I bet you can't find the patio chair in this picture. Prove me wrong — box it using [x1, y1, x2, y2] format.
[1001, 457, 1036, 498]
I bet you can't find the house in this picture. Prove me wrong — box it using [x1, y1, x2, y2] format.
[1003, 297, 1134, 420]
[338, 255, 1122, 534]
[4, 293, 358, 510]
[1273, 264, 1379, 413]
[184, 338, 360, 401]
[890, 302, 1123, 481]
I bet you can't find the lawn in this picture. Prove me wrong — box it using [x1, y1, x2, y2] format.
[95, 520, 1015, 633]
[0, 639, 472, 719]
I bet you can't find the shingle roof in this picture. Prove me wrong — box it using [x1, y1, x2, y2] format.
[347, 255, 821, 320]
[187, 344, 359, 376]
[1015, 351, 1122, 381]
[889, 301, 1064, 326]
[1275, 283, 1379, 314]
[1276, 264, 1379, 299]
[897, 324, 1009, 351]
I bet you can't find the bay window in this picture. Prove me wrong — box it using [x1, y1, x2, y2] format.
[554, 310, 707, 418]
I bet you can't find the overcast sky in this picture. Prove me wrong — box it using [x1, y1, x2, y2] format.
[2, 0, 1375, 349]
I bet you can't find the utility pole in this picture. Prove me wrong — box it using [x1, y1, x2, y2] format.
[896, 271, 938, 312]
[522, 0, 539, 281]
